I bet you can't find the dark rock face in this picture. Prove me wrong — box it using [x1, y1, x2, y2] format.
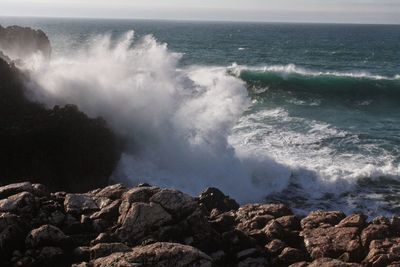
[0, 58, 120, 192]
[1, 182, 399, 267]
[0, 25, 51, 60]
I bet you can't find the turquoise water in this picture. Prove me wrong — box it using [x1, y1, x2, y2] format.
[1, 17, 400, 216]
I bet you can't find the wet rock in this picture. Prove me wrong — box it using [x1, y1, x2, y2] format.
[198, 187, 239, 213]
[90, 242, 212, 267]
[301, 211, 346, 229]
[64, 194, 99, 214]
[117, 202, 172, 243]
[301, 226, 363, 261]
[25, 224, 69, 248]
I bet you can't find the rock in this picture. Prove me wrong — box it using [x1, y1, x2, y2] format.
[90, 200, 120, 221]
[265, 239, 286, 254]
[90, 242, 212, 267]
[209, 211, 236, 233]
[0, 58, 121, 193]
[94, 184, 127, 200]
[25, 224, 69, 248]
[337, 214, 367, 228]
[237, 257, 269, 267]
[236, 204, 292, 222]
[0, 25, 52, 60]
[301, 211, 346, 229]
[198, 187, 239, 213]
[263, 219, 286, 240]
[150, 189, 197, 218]
[117, 202, 172, 243]
[307, 258, 362, 267]
[277, 247, 307, 265]
[301, 226, 363, 261]
[363, 238, 400, 267]
[236, 248, 262, 260]
[89, 243, 131, 259]
[361, 224, 391, 247]
[0, 192, 35, 212]
[390, 216, 400, 234]
[38, 246, 65, 265]
[0, 213, 27, 259]
[0, 182, 34, 199]
[64, 194, 99, 214]
[276, 215, 301, 230]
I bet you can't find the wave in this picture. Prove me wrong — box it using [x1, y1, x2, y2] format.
[23, 31, 290, 203]
[228, 64, 400, 99]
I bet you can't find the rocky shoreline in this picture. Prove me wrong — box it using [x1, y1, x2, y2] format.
[0, 182, 399, 267]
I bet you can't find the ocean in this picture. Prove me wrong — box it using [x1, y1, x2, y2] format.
[1, 17, 399, 217]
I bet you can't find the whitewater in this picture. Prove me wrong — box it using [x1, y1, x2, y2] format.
[0, 18, 396, 217]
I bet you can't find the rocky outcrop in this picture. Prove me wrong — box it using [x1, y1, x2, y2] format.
[0, 25, 51, 61]
[0, 181, 399, 267]
[0, 58, 120, 192]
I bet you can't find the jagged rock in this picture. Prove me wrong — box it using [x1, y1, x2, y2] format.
[64, 194, 99, 214]
[337, 214, 367, 228]
[25, 224, 69, 248]
[118, 187, 160, 221]
[236, 204, 292, 222]
[301, 226, 363, 261]
[0, 25, 51, 60]
[94, 184, 127, 200]
[0, 182, 49, 200]
[265, 239, 286, 254]
[301, 211, 346, 229]
[277, 247, 307, 265]
[89, 243, 131, 259]
[90, 200, 120, 221]
[361, 224, 391, 247]
[210, 211, 236, 233]
[363, 238, 400, 267]
[89, 242, 212, 267]
[0, 191, 35, 212]
[150, 189, 197, 218]
[198, 187, 239, 213]
[117, 202, 172, 243]
[276, 215, 301, 230]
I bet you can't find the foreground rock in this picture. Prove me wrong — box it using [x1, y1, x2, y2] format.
[0, 181, 399, 267]
[0, 58, 120, 192]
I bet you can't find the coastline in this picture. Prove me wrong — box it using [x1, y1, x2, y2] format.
[0, 181, 399, 267]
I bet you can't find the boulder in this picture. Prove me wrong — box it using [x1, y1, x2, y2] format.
[278, 247, 308, 265]
[361, 224, 391, 247]
[150, 189, 197, 218]
[301, 226, 363, 261]
[25, 224, 69, 248]
[301, 211, 346, 229]
[89, 243, 131, 259]
[337, 214, 367, 228]
[117, 202, 172, 243]
[198, 187, 239, 213]
[307, 258, 362, 267]
[94, 184, 127, 200]
[363, 238, 400, 267]
[0, 191, 35, 213]
[90, 242, 212, 267]
[0, 213, 27, 259]
[64, 194, 99, 214]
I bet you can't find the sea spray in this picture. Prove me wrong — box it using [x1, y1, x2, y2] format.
[24, 31, 291, 202]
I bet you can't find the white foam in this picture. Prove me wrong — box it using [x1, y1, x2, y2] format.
[24, 31, 291, 203]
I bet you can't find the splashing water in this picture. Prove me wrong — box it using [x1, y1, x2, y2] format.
[25, 31, 291, 202]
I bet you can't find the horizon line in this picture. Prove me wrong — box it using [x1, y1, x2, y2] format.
[1, 14, 399, 26]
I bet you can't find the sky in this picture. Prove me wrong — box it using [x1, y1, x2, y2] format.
[1, 0, 399, 24]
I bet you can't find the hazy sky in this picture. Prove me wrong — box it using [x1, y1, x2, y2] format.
[1, 0, 399, 24]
